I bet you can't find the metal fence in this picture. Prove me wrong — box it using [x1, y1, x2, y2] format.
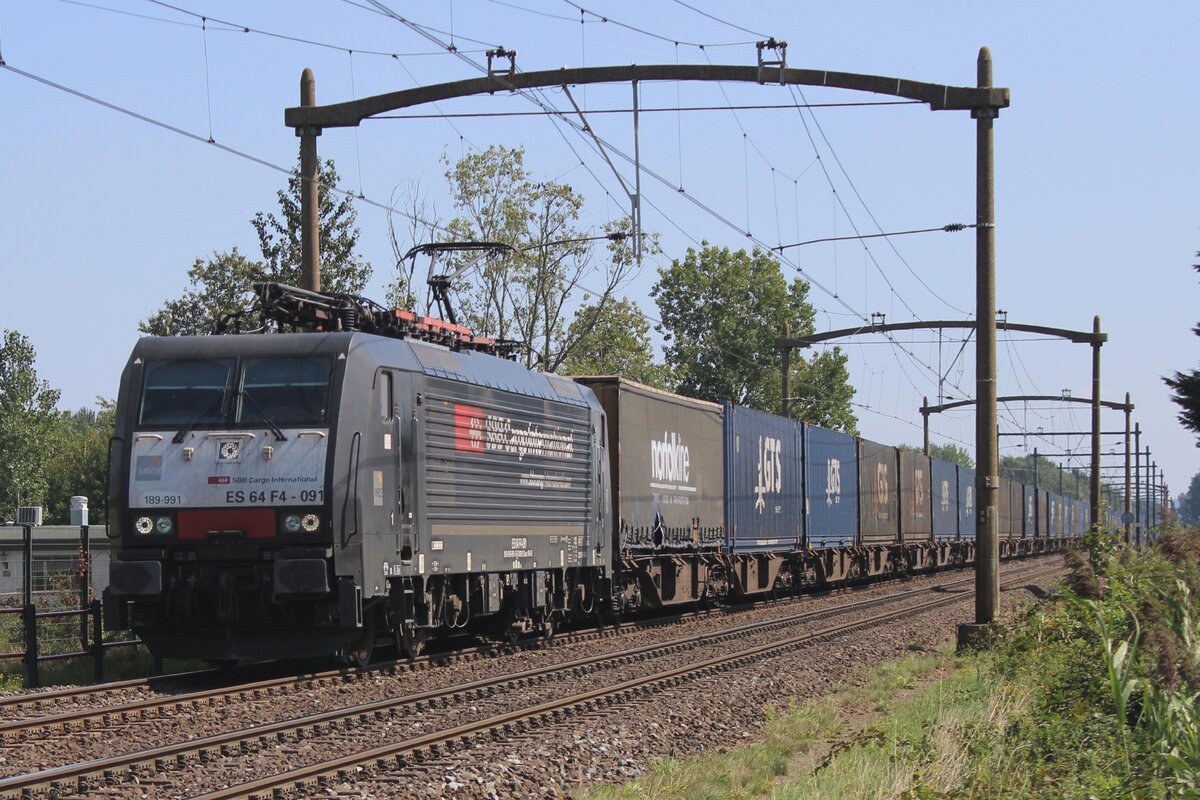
[0, 525, 137, 687]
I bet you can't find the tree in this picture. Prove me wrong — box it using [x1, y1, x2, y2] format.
[652, 244, 857, 432]
[1000, 453, 1088, 497]
[141, 159, 370, 335]
[559, 297, 670, 388]
[1176, 471, 1200, 527]
[1165, 260, 1200, 440]
[0, 331, 62, 516]
[415, 145, 638, 371]
[900, 442, 974, 469]
[44, 400, 115, 525]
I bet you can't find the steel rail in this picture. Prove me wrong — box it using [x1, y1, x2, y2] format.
[0, 559, 1060, 798]
[193, 564, 1059, 800]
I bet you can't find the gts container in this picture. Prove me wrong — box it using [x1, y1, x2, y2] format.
[899, 450, 932, 541]
[1023, 484, 1038, 537]
[931, 459, 959, 540]
[858, 438, 899, 544]
[722, 404, 803, 553]
[576, 377, 724, 551]
[958, 466, 977, 540]
[804, 425, 858, 547]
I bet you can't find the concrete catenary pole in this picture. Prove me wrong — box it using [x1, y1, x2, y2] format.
[1090, 316, 1102, 532]
[1124, 393, 1132, 544]
[299, 68, 321, 292]
[922, 396, 930, 456]
[965, 46, 1000, 640]
[781, 321, 791, 418]
[1134, 425, 1142, 546]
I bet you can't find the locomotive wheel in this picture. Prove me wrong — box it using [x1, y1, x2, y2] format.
[345, 614, 376, 669]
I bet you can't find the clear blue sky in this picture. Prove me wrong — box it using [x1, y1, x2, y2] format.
[2, 1, 1197, 500]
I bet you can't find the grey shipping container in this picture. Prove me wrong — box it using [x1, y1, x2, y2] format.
[804, 425, 858, 547]
[931, 459, 958, 540]
[1038, 489, 1049, 538]
[858, 439, 899, 543]
[958, 466, 977, 540]
[723, 404, 803, 552]
[899, 450, 932, 541]
[575, 377, 724, 550]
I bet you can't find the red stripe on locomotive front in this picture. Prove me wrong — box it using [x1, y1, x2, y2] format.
[177, 509, 276, 539]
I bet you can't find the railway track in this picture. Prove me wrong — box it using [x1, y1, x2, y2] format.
[0, 559, 1062, 799]
[0, 553, 1049, 731]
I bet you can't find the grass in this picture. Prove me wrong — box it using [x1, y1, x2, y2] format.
[583, 645, 957, 800]
[584, 527, 1200, 800]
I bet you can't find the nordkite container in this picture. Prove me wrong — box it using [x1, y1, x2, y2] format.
[958, 466, 977, 540]
[723, 404, 803, 552]
[575, 377, 724, 551]
[1003, 478, 1024, 539]
[804, 425, 858, 547]
[858, 439, 899, 543]
[899, 450, 932, 541]
[1038, 489, 1050, 539]
[931, 459, 958, 540]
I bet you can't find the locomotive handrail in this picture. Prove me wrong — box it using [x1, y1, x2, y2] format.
[203, 431, 257, 439]
[340, 432, 362, 547]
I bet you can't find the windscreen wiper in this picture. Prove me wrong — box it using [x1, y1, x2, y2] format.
[172, 394, 226, 444]
[239, 390, 288, 442]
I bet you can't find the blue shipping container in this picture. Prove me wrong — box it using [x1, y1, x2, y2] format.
[723, 404, 804, 552]
[958, 466, 977, 540]
[1023, 484, 1037, 537]
[931, 459, 958, 540]
[804, 425, 858, 547]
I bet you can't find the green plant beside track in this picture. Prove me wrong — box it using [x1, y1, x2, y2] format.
[586, 529, 1200, 800]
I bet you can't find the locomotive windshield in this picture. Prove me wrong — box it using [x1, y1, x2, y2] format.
[236, 357, 331, 426]
[137, 356, 331, 428]
[138, 359, 233, 426]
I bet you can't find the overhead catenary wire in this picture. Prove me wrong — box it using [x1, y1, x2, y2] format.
[0, 62, 450, 234]
[668, 0, 769, 38]
[559, 0, 755, 48]
[139, 0, 486, 57]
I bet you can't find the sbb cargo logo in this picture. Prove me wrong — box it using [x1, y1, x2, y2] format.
[454, 404, 486, 453]
[453, 404, 574, 460]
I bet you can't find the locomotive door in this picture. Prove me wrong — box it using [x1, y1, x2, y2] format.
[359, 369, 401, 598]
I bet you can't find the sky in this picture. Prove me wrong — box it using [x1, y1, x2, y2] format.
[2, 0, 1198, 503]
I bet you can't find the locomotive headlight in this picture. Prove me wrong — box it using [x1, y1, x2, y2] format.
[134, 516, 154, 535]
[154, 515, 174, 534]
[301, 513, 321, 533]
[283, 514, 303, 533]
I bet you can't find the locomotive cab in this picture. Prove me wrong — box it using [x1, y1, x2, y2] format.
[105, 334, 355, 661]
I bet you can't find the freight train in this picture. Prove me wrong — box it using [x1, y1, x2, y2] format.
[104, 283, 1089, 664]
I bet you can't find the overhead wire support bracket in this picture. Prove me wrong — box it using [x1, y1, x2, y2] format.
[486, 47, 517, 93]
[560, 81, 642, 265]
[756, 38, 787, 85]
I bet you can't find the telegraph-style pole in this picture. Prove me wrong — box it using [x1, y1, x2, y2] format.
[1134, 425, 1142, 546]
[299, 68, 321, 292]
[970, 46, 1000, 632]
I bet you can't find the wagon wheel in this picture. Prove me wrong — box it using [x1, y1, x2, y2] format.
[397, 623, 427, 659]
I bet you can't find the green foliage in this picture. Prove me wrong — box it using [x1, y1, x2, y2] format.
[141, 160, 370, 335]
[559, 297, 670, 388]
[651, 244, 857, 433]
[44, 400, 115, 524]
[435, 145, 639, 372]
[1164, 261, 1200, 441]
[899, 442, 974, 468]
[1176, 472, 1200, 527]
[0, 331, 62, 515]
[1001, 452, 1089, 497]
